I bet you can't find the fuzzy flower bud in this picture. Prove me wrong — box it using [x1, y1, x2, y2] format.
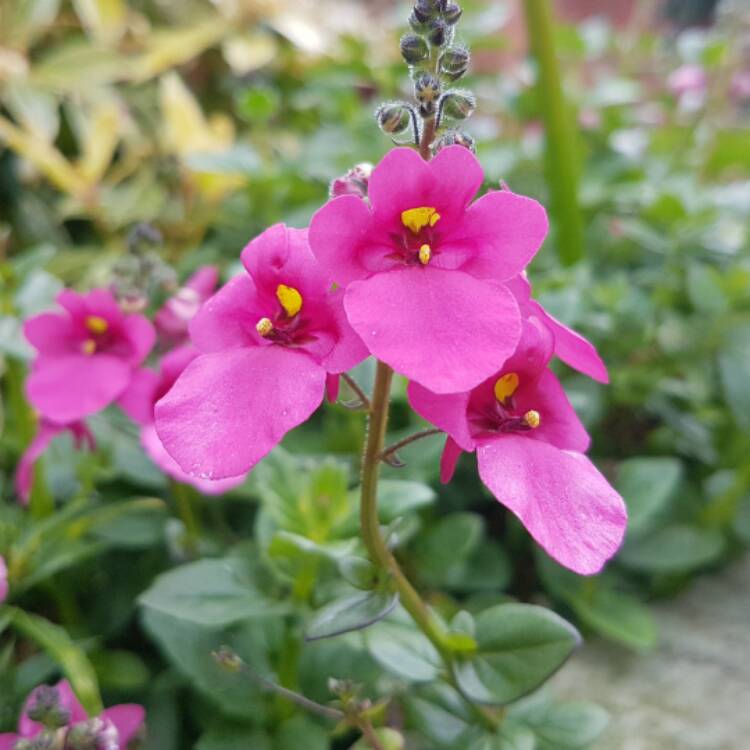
[329, 162, 373, 199]
[440, 44, 470, 78]
[400, 33, 429, 65]
[375, 102, 414, 135]
[66, 718, 119, 750]
[428, 18, 448, 47]
[414, 72, 441, 117]
[443, 2, 463, 25]
[25, 687, 70, 730]
[432, 128, 476, 154]
[439, 89, 476, 121]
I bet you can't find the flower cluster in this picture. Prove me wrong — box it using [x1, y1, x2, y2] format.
[150, 145, 626, 573]
[0, 681, 144, 750]
[18, 267, 249, 500]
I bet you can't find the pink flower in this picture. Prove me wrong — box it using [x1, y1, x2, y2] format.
[154, 266, 219, 345]
[507, 274, 608, 383]
[24, 289, 155, 424]
[120, 346, 247, 493]
[15, 420, 95, 505]
[667, 64, 707, 96]
[154, 224, 368, 479]
[309, 146, 548, 393]
[408, 319, 627, 575]
[0, 680, 144, 750]
[0, 555, 7, 603]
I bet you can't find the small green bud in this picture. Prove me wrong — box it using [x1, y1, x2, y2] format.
[440, 44, 470, 77]
[400, 33, 429, 65]
[432, 128, 476, 154]
[414, 73, 441, 117]
[212, 646, 244, 672]
[26, 687, 70, 731]
[428, 18, 448, 47]
[443, 2, 463, 25]
[439, 89, 476, 121]
[375, 102, 414, 135]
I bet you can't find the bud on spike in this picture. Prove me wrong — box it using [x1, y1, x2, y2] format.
[428, 18, 448, 47]
[414, 72, 441, 117]
[440, 44, 470, 76]
[400, 33, 429, 64]
[439, 89, 476, 121]
[444, 2, 463, 25]
[375, 102, 414, 134]
[432, 129, 476, 154]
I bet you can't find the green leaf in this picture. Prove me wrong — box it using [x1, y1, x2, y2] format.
[351, 728, 405, 750]
[453, 604, 580, 705]
[619, 524, 725, 574]
[305, 590, 398, 641]
[686, 263, 729, 315]
[468, 722, 537, 750]
[523, 701, 609, 749]
[197, 726, 272, 750]
[139, 557, 288, 627]
[274, 715, 329, 750]
[718, 324, 750, 429]
[374, 480, 437, 521]
[615, 457, 682, 537]
[568, 589, 657, 651]
[90, 649, 150, 691]
[366, 616, 441, 682]
[9, 608, 102, 715]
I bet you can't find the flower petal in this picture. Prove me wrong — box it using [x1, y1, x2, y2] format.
[121, 314, 156, 366]
[24, 313, 75, 356]
[532, 301, 609, 383]
[189, 274, 263, 353]
[0, 735, 18, 750]
[14, 422, 64, 505]
[477, 435, 627, 575]
[344, 267, 521, 393]
[325, 373, 340, 403]
[141, 424, 245, 494]
[102, 705, 145, 747]
[26, 354, 132, 423]
[0, 555, 8, 604]
[155, 347, 325, 479]
[515, 370, 590, 452]
[321, 288, 368, 374]
[440, 436, 463, 484]
[309, 194, 375, 285]
[118, 369, 160, 425]
[407, 382, 474, 451]
[445, 190, 548, 282]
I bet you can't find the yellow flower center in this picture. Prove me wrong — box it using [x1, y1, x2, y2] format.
[419, 244, 432, 265]
[276, 284, 302, 317]
[494, 372, 519, 403]
[85, 315, 109, 335]
[401, 206, 441, 234]
[81, 339, 97, 355]
[523, 410, 541, 429]
[256, 317, 274, 337]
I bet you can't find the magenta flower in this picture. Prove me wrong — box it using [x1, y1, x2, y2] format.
[0, 680, 144, 750]
[154, 265, 219, 345]
[155, 224, 368, 479]
[309, 146, 548, 393]
[15, 419, 95, 505]
[120, 346, 247, 493]
[24, 289, 155, 424]
[507, 274, 608, 383]
[0, 555, 7, 604]
[408, 319, 627, 575]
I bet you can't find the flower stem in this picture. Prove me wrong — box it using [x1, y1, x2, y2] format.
[359, 362, 498, 732]
[419, 117, 437, 159]
[170, 481, 201, 554]
[379, 427, 442, 463]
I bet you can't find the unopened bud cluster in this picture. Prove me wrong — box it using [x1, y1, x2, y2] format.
[375, 0, 475, 154]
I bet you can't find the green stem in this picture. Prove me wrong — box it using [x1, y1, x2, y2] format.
[359, 362, 498, 732]
[523, 0, 585, 265]
[170, 481, 201, 553]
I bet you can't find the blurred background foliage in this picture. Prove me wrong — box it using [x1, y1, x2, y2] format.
[1, 0, 749, 747]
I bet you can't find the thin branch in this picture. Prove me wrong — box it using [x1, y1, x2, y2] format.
[341, 372, 371, 411]
[379, 428, 442, 464]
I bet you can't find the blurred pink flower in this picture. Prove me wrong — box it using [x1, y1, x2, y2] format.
[24, 289, 154, 423]
[730, 70, 750, 102]
[15, 420, 95, 505]
[309, 146, 548, 393]
[409, 319, 627, 575]
[155, 224, 367, 480]
[0, 680, 144, 750]
[155, 266, 219, 345]
[0, 555, 7, 603]
[120, 346, 246, 494]
[667, 64, 707, 96]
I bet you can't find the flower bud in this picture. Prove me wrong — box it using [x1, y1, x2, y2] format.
[400, 33, 429, 65]
[375, 102, 414, 135]
[330, 162, 373, 199]
[432, 128, 476, 154]
[414, 73, 441, 117]
[26, 687, 70, 730]
[440, 44, 469, 77]
[412, 0, 440, 23]
[66, 718, 119, 750]
[428, 18, 448, 47]
[443, 2, 463, 25]
[439, 89, 476, 121]
[213, 645, 244, 672]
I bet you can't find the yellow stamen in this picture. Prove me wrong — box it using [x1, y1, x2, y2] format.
[85, 315, 109, 335]
[81, 339, 96, 355]
[524, 410, 541, 429]
[401, 206, 441, 234]
[256, 317, 273, 337]
[419, 244, 432, 265]
[494, 372, 519, 403]
[276, 284, 303, 317]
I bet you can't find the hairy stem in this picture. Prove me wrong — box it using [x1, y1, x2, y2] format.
[419, 117, 437, 159]
[380, 427, 442, 463]
[359, 362, 498, 732]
